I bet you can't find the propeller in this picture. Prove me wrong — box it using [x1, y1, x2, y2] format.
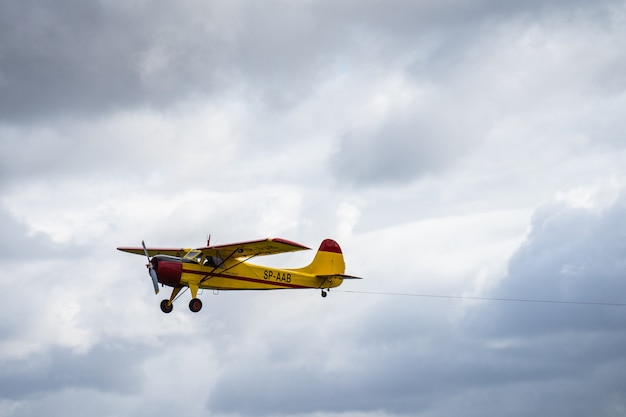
[142, 240, 160, 294]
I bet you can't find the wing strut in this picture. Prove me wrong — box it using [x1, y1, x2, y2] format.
[199, 248, 261, 285]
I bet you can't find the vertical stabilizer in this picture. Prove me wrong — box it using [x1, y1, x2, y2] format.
[292, 239, 346, 275]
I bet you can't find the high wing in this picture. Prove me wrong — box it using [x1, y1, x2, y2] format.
[118, 238, 309, 259]
[200, 238, 310, 258]
[117, 247, 190, 257]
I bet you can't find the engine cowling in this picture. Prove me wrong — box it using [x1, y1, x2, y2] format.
[151, 255, 183, 287]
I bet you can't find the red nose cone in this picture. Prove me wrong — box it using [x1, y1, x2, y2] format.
[319, 239, 342, 253]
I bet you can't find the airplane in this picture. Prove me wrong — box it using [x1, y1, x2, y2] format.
[117, 237, 361, 313]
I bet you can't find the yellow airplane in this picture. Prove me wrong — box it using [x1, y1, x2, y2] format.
[117, 238, 361, 313]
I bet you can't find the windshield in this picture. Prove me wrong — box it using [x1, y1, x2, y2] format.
[183, 250, 203, 263]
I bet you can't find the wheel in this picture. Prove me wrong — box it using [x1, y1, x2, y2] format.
[321, 289, 328, 298]
[160, 299, 173, 313]
[189, 298, 203, 313]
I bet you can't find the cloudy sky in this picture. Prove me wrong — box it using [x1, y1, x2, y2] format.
[2, 0, 626, 416]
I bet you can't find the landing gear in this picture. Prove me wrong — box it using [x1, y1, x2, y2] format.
[159, 297, 202, 313]
[159, 287, 203, 313]
[321, 289, 328, 298]
[189, 298, 203, 313]
[160, 299, 173, 313]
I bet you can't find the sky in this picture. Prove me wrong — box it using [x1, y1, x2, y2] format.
[1, 0, 626, 416]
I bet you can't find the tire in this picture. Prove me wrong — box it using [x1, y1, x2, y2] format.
[160, 299, 173, 313]
[189, 298, 203, 313]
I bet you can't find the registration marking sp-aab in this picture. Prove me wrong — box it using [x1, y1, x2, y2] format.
[117, 238, 362, 313]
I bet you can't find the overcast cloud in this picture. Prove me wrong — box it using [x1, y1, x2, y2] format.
[1, 0, 626, 416]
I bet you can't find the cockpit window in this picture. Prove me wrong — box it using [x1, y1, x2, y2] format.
[204, 256, 225, 268]
[183, 250, 203, 263]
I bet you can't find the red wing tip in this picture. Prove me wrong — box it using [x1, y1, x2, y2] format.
[319, 239, 342, 254]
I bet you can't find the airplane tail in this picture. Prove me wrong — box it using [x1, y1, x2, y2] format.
[293, 239, 346, 275]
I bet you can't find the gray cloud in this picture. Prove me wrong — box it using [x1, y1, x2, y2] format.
[331, 108, 480, 185]
[207, 315, 626, 416]
[2, 0, 621, 122]
[0, 343, 147, 400]
[329, 0, 626, 186]
[471, 194, 626, 337]
[0, 204, 81, 259]
[455, 195, 626, 415]
[0, 0, 229, 122]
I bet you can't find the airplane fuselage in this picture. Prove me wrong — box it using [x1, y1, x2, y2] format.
[151, 255, 343, 292]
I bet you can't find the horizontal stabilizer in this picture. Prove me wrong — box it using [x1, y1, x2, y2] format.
[316, 274, 363, 280]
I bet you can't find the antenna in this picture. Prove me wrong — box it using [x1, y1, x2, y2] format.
[207, 234, 211, 246]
